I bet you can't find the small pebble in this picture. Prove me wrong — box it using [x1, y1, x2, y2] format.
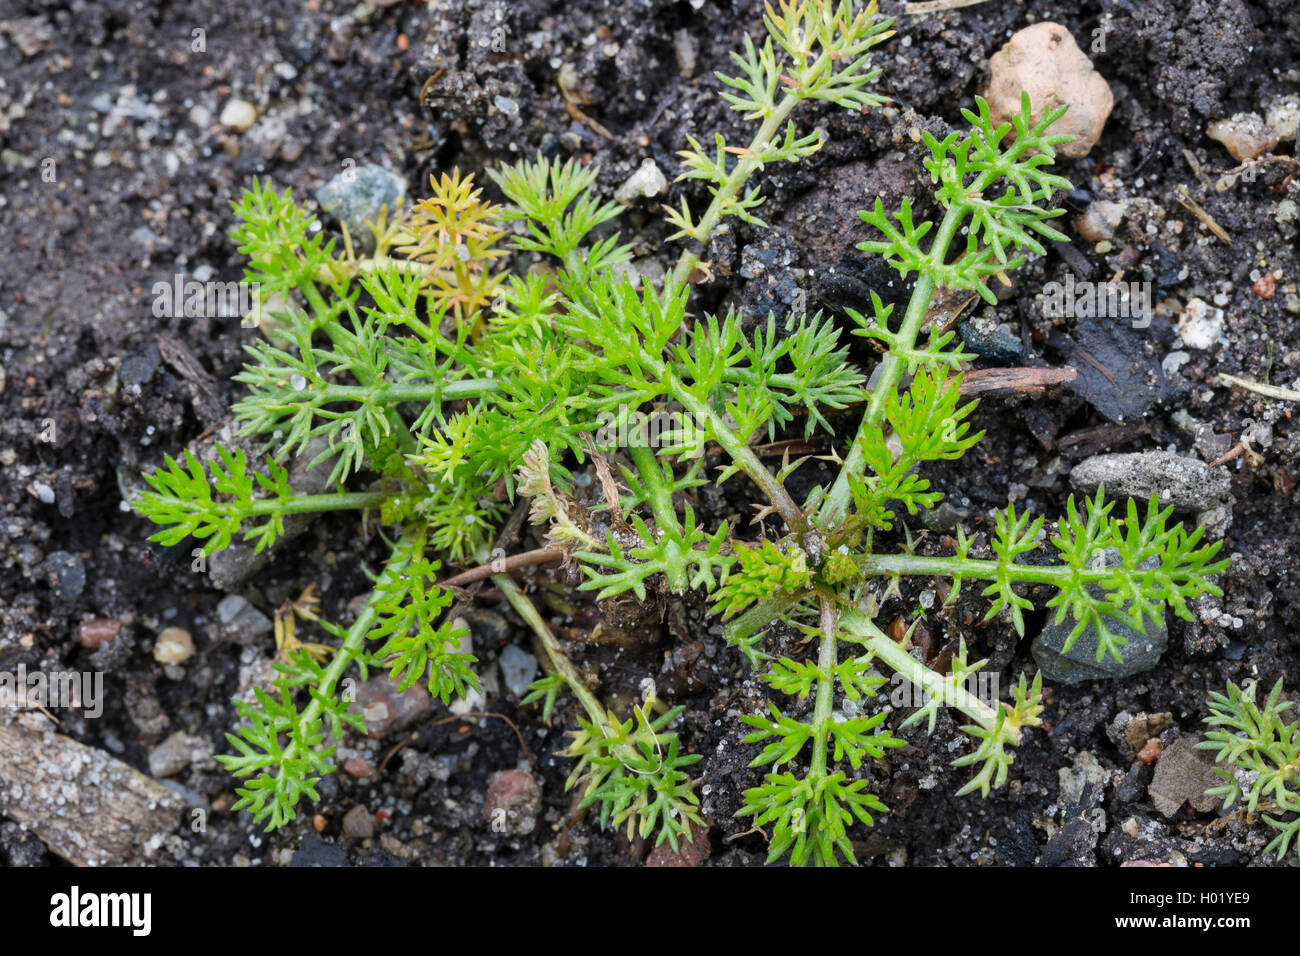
[1264, 93, 1300, 142]
[498, 644, 538, 698]
[1207, 112, 1279, 162]
[342, 804, 375, 840]
[77, 618, 121, 650]
[614, 158, 668, 204]
[673, 28, 698, 78]
[148, 731, 213, 777]
[1075, 200, 1124, 242]
[985, 22, 1113, 158]
[218, 98, 258, 133]
[484, 769, 541, 836]
[1176, 297, 1224, 350]
[46, 551, 85, 601]
[153, 627, 195, 664]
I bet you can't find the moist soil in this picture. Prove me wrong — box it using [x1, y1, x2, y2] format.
[1, 0, 1298, 866]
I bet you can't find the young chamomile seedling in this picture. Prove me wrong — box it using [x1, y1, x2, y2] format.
[137, 0, 1227, 862]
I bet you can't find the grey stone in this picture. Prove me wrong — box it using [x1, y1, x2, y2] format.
[215, 595, 273, 645]
[498, 644, 538, 698]
[1069, 451, 1232, 515]
[148, 731, 214, 778]
[291, 833, 348, 867]
[1033, 608, 1166, 684]
[1032, 550, 1168, 683]
[342, 804, 375, 840]
[959, 314, 1024, 363]
[315, 164, 406, 253]
[45, 551, 85, 602]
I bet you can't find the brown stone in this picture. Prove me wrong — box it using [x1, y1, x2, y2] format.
[645, 821, 711, 867]
[77, 618, 121, 650]
[348, 676, 433, 738]
[485, 769, 542, 836]
[985, 22, 1114, 158]
[1208, 113, 1280, 162]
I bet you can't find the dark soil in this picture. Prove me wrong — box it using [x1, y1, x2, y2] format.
[2, 0, 1297, 867]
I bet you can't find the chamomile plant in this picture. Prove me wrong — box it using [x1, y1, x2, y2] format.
[135, 0, 1228, 861]
[1200, 680, 1300, 860]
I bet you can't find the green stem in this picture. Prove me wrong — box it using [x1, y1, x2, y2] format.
[495, 573, 605, 725]
[818, 203, 964, 526]
[854, 551, 1116, 588]
[220, 491, 388, 518]
[670, 93, 801, 287]
[668, 371, 809, 533]
[809, 593, 839, 782]
[279, 530, 419, 770]
[724, 590, 801, 651]
[627, 444, 692, 591]
[252, 379, 499, 408]
[838, 603, 1003, 735]
[627, 443, 681, 534]
[299, 281, 419, 455]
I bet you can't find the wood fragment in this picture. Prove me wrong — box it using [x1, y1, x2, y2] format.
[157, 334, 225, 425]
[440, 546, 566, 589]
[1182, 148, 1208, 186]
[1209, 440, 1264, 468]
[957, 365, 1077, 397]
[0, 712, 183, 866]
[1056, 421, 1149, 458]
[418, 67, 447, 106]
[558, 64, 615, 141]
[583, 434, 628, 531]
[1053, 240, 1095, 280]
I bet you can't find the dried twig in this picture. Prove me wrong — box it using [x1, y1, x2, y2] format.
[439, 546, 565, 589]
[905, 0, 995, 13]
[1219, 372, 1300, 402]
[1176, 185, 1233, 244]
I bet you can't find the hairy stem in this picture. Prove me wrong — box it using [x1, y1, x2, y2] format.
[668, 370, 809, 532]
[723, 589, 802, 650]
[809, 592, 840, 781]
[495, 573, 605, 724]
[854, 551, 1138, 587]
[838, 603, 1004, 735]
[209, 490, 388, 519]
[278, 531, 419, 772]
[670, 93, 805, 288]
[818, 204, 964, 525]
[246, 378, 499, 410]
